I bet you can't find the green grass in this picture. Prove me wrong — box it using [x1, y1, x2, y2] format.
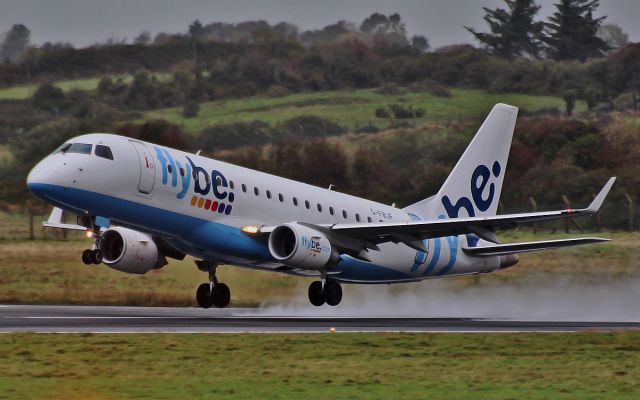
[0, 239, 301, 307]
[0, 78, 104, 100]
[1, 332, 639, 399]
[0, 229, 636, 307]
[0, 73, 170, 100]
[143, 88, 586, 133]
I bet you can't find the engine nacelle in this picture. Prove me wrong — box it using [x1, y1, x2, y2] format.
[268, 223, 339, 270]
[99, 227, 166, 274]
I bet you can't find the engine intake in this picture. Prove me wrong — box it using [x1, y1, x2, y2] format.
[268, 223, 339, 270]
[99, 227, 166, 274]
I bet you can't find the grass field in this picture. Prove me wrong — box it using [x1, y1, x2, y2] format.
[0, 74, 173, 100]
[1, 332, 639, 399]
[142, 88, 585, 133]
[0, 230, 637, 307]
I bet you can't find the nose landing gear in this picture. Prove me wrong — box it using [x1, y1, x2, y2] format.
[195, 260, 231, 309]
[308, 279, 342, 307]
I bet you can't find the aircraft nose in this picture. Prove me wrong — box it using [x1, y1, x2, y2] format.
[27, 161, 57, 198]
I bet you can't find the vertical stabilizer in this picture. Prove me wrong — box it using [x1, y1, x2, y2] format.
[404, 103, 518, 219]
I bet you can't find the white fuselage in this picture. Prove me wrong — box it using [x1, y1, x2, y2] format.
[27, 133, 499, 283]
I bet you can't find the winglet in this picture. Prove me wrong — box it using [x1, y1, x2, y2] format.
[586, 177, 616, 212]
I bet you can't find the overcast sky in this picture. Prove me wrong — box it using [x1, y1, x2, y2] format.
[1, 0, 638, 48]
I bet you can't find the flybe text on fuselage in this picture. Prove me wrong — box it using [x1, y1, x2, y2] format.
[154, 146, 235, 215]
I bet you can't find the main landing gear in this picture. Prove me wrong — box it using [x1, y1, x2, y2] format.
[308, 279, 342, 307]
[81, 248, 103, 265]
[195, 260, 230, 309]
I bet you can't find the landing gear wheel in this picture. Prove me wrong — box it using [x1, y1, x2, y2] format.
[324, 280, 343, 307]
[81, 249, 94, 265]
[92, 249, 103, 264]
[211, 283, 231, 308]
[308, 281, 325, 306]
[196, 283, 214, 309]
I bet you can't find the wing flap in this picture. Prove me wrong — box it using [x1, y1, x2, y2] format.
[462, 237, 610, 257]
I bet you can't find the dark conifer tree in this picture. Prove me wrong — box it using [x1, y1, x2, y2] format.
[543, 0, 609, 61]
[466, 0, 544, 59]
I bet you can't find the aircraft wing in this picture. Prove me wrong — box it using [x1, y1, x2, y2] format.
[325, 177, 615, 248]
[260, 177, 614, 253]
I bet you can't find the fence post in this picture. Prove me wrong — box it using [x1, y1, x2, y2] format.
[625, 192, 634, 232]
[529, 197, 537, 234]
[562, 195, 571, 234]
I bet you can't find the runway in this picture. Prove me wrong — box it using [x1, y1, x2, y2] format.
[2, 305, 640, 333]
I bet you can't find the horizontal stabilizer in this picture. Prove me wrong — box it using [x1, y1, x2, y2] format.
[463, 237, 609, 257]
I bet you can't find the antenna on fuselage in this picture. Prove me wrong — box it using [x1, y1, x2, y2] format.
[196, 150, 202, 155]
[328, 184, 334, 190]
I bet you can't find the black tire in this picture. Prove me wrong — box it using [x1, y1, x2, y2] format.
[92, 249, 103, 264]
[81, 249, 94, 265]
[308, 281, 325, 306]
[196, 283, 214, 309]
[324, 280, 343, 306]
[212, 283, 231, 308]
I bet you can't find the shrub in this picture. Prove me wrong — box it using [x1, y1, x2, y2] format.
[277, 115, 346, 138]
[375, 104, 424, 119]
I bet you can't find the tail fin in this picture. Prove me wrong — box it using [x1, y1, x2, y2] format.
[404, 103, 518, 219]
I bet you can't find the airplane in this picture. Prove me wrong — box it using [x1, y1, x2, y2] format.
[27, 103, 615, 308]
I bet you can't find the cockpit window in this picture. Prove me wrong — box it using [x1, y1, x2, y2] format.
[53, 143, 71, 154]
[95, 145, 114, 160]
[65, 143, 93, 155]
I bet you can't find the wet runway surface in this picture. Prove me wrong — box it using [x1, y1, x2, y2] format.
[2, 305, 639, 333]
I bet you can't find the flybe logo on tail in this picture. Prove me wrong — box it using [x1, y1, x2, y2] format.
[154, 146, 235, 215]
[441, 161, 501, 218]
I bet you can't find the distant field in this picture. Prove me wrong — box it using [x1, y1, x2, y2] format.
[1, 332, 639, 399]
[0, 73, 172, 100]
[0, 230, 636, 307]
[143, 88, 586, 133]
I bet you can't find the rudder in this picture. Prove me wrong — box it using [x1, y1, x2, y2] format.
[404, 103, 518, 219]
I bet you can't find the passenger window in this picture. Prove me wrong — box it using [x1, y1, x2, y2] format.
[356, 213, 361, 222]
[229, 181, 234, 190]
[95, 145, 114, 160]
[305, 200, 310, 209]
[242, 184, 247, 193]
[293, 197, 298, 206]
[179, 168, 185, 177]
[216, 177, 222, 185]
[367, 217, 372, 223]
[342, 210, 347, 219]
[317, 204, 322, 212]
[254, 187, 259, 196]
[266, 190, 272, 199]
[167, 165, 173, 174]
[66, 143, 92, 155]
[329, 207, 334, 215]
[278, 193, 284, 202]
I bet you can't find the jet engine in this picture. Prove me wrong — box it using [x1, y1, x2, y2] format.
[268, 223, 339, 270]
[99, 227, 166, 274]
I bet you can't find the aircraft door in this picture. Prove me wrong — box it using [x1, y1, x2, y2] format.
[129, 140, 155, 194]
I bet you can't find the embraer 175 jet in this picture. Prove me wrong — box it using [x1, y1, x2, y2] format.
[27, 104, 615, 308]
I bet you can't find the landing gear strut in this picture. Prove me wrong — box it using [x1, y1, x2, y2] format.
[308, 279, 342, 307]
[81, 222, 102, 266]
[195, 260, 230, 309]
